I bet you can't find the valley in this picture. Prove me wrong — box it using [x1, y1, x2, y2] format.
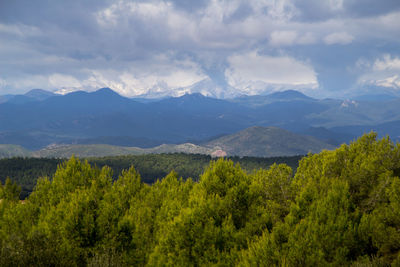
[1, 88, 399, 156]
[0, 126, 334, 158]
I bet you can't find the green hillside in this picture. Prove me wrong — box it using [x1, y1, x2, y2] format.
[29, 127, 335, 158]
[1, 133, 400, 265]
[0, 154, 302, 199]
[0, 127, 336, 159]
[32, 143, 214, 158]
[0, 144, 32, 158]
[33, 144, 144, 158]
[205, 126, 335, 157]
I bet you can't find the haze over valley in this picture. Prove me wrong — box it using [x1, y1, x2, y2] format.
[1, 0, 400, 158]
[2, 1, 400, 266]
[0, 87, 399, 158]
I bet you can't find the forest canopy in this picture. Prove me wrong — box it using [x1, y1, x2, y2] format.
[0, 154, 301, 199]
[1, 133, 400, 266]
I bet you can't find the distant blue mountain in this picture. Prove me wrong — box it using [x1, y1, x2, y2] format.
[0, 89, 56, 104]
[0, 94, 15, 104]
[267, 90, 314, 100]
[353, 93, 398, 102]
[25, 89, 56, 100]
[0, 88, 399, 149]
[0, 89, 247, 148]
[230, 90, 315, 107]
[294, 126, 357, 146]
[7, 95, 40, 104]
[332, 120, 400, 142]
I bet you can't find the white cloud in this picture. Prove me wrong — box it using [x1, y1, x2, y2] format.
[269, 31, 298, 46]
[0, 77, 7, 89]
[93, 0, 307, 50]
[2, 0, 400, 98]
[374, 75, 400, 88]
[269, 31, 317, 46]
[96, 1, 197, 45]
[373, 54, 400, 71]
[225, 51, 318, 95]
[297, 32, 317, 44]
[62, 56, 210, 97]
[257, 0, 296, 21]
[86, 68, 207, 97]
[9, 75, 49, 91]
[92, 0, 400, 54]
[357, 54, 400, 90]
[48, 74, 82, 89]
[0, 23, 41, 37]
[324, 32, 354, 45]
[329, 0, 344, 11]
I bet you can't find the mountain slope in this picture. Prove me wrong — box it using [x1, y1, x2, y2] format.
[0, 89, 56, 104]
[267, 90, 314, 101]
[205, 126, 335, 157]
[0, 88, 250, 147]
[231, 90, 315, 107]
[32, 143, 214, 158]
[0, 127, 335, 158]
[0, 144, 32, 158]
[24, 89, 56, 100]
[1, 88, 399, 149]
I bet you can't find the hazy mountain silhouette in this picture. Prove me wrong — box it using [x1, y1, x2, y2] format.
[205, 126, 334, 157]
[0, 126, 333, 158]
[0, 88, 399, 150]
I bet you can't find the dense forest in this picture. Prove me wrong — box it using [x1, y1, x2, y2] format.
[0, 154, 302, 199]
[1, 133, 400, 265]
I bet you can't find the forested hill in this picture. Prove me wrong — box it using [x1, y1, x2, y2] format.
[0, 126, 334, 158]
[2, 88, 400, 150]
[1, 133, 400, 265]
[0, 153, 302, 199]
[204, 126, 335, 157]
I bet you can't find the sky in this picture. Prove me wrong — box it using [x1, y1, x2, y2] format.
[0, 0, 400, 99]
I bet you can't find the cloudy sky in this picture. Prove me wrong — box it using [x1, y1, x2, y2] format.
[1, 0, 400, 98]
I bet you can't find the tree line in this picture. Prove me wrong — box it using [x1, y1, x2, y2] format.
[0, 153, 302, 199]
[1, 133, 399, 265]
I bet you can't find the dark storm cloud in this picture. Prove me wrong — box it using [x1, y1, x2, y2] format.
[0, 0, 107, 60]
[0, 0, 399, 98]
[223, 2, 254, 23]
[344, 0, 400, 17]
[292, 0, 400, 22]
[0, 0, 108, 25]
[171, 0, 210, 12]
[291, 0, 342, 22]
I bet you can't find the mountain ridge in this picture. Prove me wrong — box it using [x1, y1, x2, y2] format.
[0, 126, 334, 158]
[204, 126, 335, 157]
[0, 88, 399, 149]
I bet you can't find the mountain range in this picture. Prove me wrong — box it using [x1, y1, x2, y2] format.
[0, 87, 399, 153]
[0, 126, 334, 158]
[204, 126, 335, 157]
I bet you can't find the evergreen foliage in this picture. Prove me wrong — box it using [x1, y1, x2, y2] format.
[1, 133, 399, 265]
[0, 154, 301, 199]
